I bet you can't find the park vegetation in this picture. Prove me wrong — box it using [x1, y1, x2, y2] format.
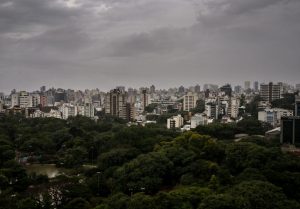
[0, 114, 299, 209]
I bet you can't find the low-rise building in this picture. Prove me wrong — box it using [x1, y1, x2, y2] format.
[183, 92, 198, 111]
[191, 114, 207, 128]
[167, 115, 184, 129]
[258, 108, 293, 127]
[60, 103, 77, 119]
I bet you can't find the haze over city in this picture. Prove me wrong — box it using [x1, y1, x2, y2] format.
[1, 0, 300, 93]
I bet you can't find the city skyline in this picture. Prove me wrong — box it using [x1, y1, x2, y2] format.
[1, 0, 300, 93]
[0, 80, 299, 95]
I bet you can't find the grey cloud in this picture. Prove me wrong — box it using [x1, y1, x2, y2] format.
[224, 0, 287, 14]
[0, 0, 80, 33]
[23, 26, 90, 53]
[105, 27, 194, 57]
[0, 0, 300, 92]
[192, 0, 291, 16]
[193, 0, 296, 28]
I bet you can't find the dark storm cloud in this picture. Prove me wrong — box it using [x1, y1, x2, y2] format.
[0, 0, 80, 33]
[0, 0, 299, 92]
[105, 27, 195, 57]
[197, 0, 289, 15]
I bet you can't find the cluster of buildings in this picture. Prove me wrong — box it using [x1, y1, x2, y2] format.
[166, 81, 299, 131]
[0, 82, 299, 132]
[257, 82, 297, 127]
[0, 87, 101, 120]
[104, 87, 151, 121]
[0, 86, 153, 123]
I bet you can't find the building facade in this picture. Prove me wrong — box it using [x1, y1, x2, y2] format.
[259, 108, 294, 127]
[244, 81, 251, 90]
[260, 82, 281, 103]
[183, 92, 198, 111]
[295, 96, 300, 117]
[281, 116, 300, 144]
[254, 81, 259, 92]
[105, 89, 128, 120]
[167, 115, 184, 129]
[191, 114, 207, 128]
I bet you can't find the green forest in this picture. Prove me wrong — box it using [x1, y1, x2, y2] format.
[0, 115, 300, 209]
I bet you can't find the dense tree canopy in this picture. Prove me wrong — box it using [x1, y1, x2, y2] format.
[0, 115, 299, 209]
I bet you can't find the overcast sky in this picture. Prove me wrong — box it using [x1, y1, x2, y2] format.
[0, 0, 300, 93]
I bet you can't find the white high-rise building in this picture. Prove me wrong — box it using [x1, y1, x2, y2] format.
[183, 92, 198, 111]
[46, 109, 62, 119]
[205, 98, 219, 119]
[84, 102, 95, 118]
[76, 105, 85, 116]
[60, 103, 77, 119]
[11, 93, 19, 107]
[29, 93, 41, 107]
[191, 114, 207, 128]
[167, 115, 184, 129]
[11, 91, 41, 108]
[229, 97, 240, 119]
[19, 91, 30, 108]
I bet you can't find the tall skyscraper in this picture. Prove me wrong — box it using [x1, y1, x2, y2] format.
[178, 86, 185, 94]
[40, 95, 47, 107]
[229, 97, 240, 119]
[195, 84, 201, 93]
[296, 84, 300, 91]
[244, 81, 251, 90]
[141, 89, 149, 111]
[19, 91, 30, 108]
[29, 93, 41, 107]
[183, 92, 198, 111]
[260, 82, 281, 103]
[205, 100, 219, 120]
[150, 85, 155, 94]
[11, 93, 19, 107]
[205, 89, 210, 98]
[234, 85, 242, 94]
[105, 89, 128, 120]
[254, 81, 259, 92]
[40, 86, 46, 92]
